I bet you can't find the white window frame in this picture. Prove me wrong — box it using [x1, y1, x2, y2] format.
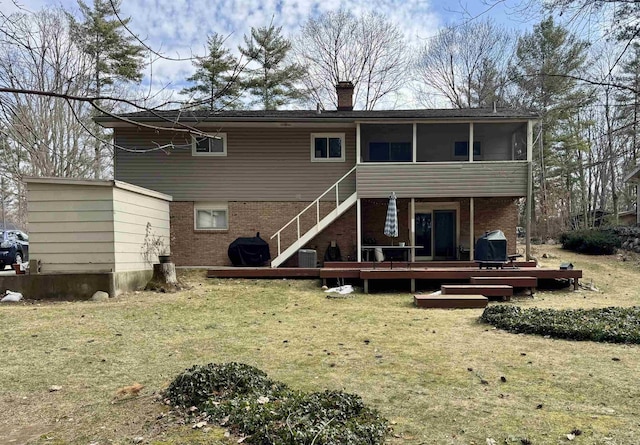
[310, 133, 346, 162]
[192, 133, 227, 156]
[453, 140, 482, 160]
[194, 202, 229, 231]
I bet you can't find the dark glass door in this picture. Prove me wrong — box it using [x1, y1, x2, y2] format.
[433, 210, 456, 259]
[415, 213, 432, 257]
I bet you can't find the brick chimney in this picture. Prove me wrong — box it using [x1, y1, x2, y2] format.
[336, 81, 354, 111]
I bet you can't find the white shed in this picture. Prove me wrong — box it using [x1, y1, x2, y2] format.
[25, 178, 172, 295]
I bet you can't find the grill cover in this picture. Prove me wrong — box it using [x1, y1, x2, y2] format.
[474, 230, 507, 262]
[228, 232, 271, 266]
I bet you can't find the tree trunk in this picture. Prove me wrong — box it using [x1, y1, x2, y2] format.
[146, 263, 181, 292]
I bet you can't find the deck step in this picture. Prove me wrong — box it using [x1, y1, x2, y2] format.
[414, 294, 488, 309]
[470, 276, 537, 288]
[441, 284, 513, 301]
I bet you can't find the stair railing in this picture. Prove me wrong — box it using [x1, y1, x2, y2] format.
[271, 166, 356, 258]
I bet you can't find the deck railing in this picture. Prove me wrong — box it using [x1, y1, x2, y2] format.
[270, 166, 356, 258]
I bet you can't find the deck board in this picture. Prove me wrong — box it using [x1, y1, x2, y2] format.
[207, 263, 582, 291]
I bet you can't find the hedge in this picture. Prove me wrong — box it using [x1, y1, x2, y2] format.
[481, 305, 640, 344]
[559, 229, 620, 255]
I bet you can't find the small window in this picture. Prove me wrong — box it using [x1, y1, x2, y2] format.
[194, 203, 228, 230]
[311, 133, 345, 162]
[454, 141, 481, 158]
[369, 142, 412, 162]
[192, 133, 227, 156]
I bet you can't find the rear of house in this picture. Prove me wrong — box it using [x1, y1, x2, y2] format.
[98, 90, 536, 268]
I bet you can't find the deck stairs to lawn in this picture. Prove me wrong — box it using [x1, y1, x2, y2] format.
[270, 167, 356, 268]
[441, 284, 514, 301]
[414, 294, 488, 309]
[470, 276, 537, 294]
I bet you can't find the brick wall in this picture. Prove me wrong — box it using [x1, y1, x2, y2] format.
[170, 201, 356, 267]
[474, 197, 518, 252]
[171, 197, 518, 267]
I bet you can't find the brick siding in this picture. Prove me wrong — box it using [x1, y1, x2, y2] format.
[170, 197, 518, 267]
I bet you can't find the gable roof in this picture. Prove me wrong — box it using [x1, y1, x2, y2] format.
[95, 107, 539, 127]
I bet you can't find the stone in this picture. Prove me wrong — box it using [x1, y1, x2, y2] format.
[90, 291, 109, 302]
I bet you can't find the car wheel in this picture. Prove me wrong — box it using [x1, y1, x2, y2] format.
[14, 253, 22, 264]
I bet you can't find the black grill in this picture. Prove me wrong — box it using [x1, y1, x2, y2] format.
[228, 232, 271, 267]
[474, 230, 507, 263]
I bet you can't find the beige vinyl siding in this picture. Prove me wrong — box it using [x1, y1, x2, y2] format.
[114, 126, 357, 201]
[27, 179, 171, 274]
[28, 182, 116, 273]
[356, 161, 529, 198]
[113, 187, 170, 272]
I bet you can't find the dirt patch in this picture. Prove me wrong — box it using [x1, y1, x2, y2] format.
[0, 424, 50, 445]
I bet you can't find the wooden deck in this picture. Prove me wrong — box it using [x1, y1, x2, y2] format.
[207, 261, 582, 294]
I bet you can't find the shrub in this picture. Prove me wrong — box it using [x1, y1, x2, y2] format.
[481, 305, 640, 343]
[164, 362, 290, 409]
[559, 229, 620, 255]
[164, 363, 389, 445]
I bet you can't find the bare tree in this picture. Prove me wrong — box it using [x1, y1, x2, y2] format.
[294, 9, 408, 110]
[0, 9, 96, 225]
[414, 19, 514, 109]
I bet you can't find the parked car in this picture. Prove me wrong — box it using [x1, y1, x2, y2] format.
[0, 230, 29, 269]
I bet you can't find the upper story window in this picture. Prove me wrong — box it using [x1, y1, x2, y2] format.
[311, 133, 345, 162]
[454, 141, 481, 158]
[194, 202, 228, 230]
[192, 133, 227, 156]
[369, 142, 412, 162]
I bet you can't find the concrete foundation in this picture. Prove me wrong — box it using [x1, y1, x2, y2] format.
[0, 269, 152, 300]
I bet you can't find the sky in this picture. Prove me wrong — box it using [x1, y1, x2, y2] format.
[2, 0, 545, 108]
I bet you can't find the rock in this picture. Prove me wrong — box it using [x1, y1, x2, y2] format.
[49, 385, 62, 392]
[133, 437, 144, 444]
[90, 291, 109, 302]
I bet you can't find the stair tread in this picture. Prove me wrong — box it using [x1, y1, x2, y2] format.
[414, 294, 487, 299]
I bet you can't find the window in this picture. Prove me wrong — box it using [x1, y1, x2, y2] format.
[192, 133, 227, 156]
[194, 203, 228, 230]
[311, 133, 345, 162]
[454, 141, 481, 158]
[369, 142, 412, 162]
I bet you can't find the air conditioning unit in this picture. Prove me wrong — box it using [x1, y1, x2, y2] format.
[298, 249, 317, 268]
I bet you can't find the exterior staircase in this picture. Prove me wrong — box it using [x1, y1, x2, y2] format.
[270, 167, 356, 268]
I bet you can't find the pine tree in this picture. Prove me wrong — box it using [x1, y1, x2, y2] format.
[239, 24, 306, 110]
[180, 34, 241, 110]
[68, 0, 145, 178]
[69, 0, 144, 94]
[509, 17, 592, 236]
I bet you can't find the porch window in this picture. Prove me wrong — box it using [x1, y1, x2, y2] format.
[311, 133, 345, 162]
[369, 142, 412, 162]
[192, 133, 227, 156]
[454, 141, 481, 158]
[194, 203, 228, 230]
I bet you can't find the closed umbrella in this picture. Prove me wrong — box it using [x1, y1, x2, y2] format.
[384, 192, 398, 268]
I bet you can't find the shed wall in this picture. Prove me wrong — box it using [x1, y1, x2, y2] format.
[28, 182, 116, 273]
[113, 187, 171, 272]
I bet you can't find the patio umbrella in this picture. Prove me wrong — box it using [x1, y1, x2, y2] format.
[384, 192, 399, 240]
[384, 192, 398, 268]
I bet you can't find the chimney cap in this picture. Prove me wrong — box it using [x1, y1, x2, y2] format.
[336, 81, 355, 89]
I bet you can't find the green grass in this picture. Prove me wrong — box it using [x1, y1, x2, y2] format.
[0, 245, 640, 444]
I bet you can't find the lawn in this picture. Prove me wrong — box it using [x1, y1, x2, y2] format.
[1, 243, 640, 444]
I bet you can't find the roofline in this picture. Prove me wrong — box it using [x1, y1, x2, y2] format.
[25, 177, 173, 201]
[95, 113, 540, 128]
[624, 164, 640, 182]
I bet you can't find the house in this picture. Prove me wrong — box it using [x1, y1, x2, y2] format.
[96, 83, 537, 268]
[624, 165, 640, 225]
